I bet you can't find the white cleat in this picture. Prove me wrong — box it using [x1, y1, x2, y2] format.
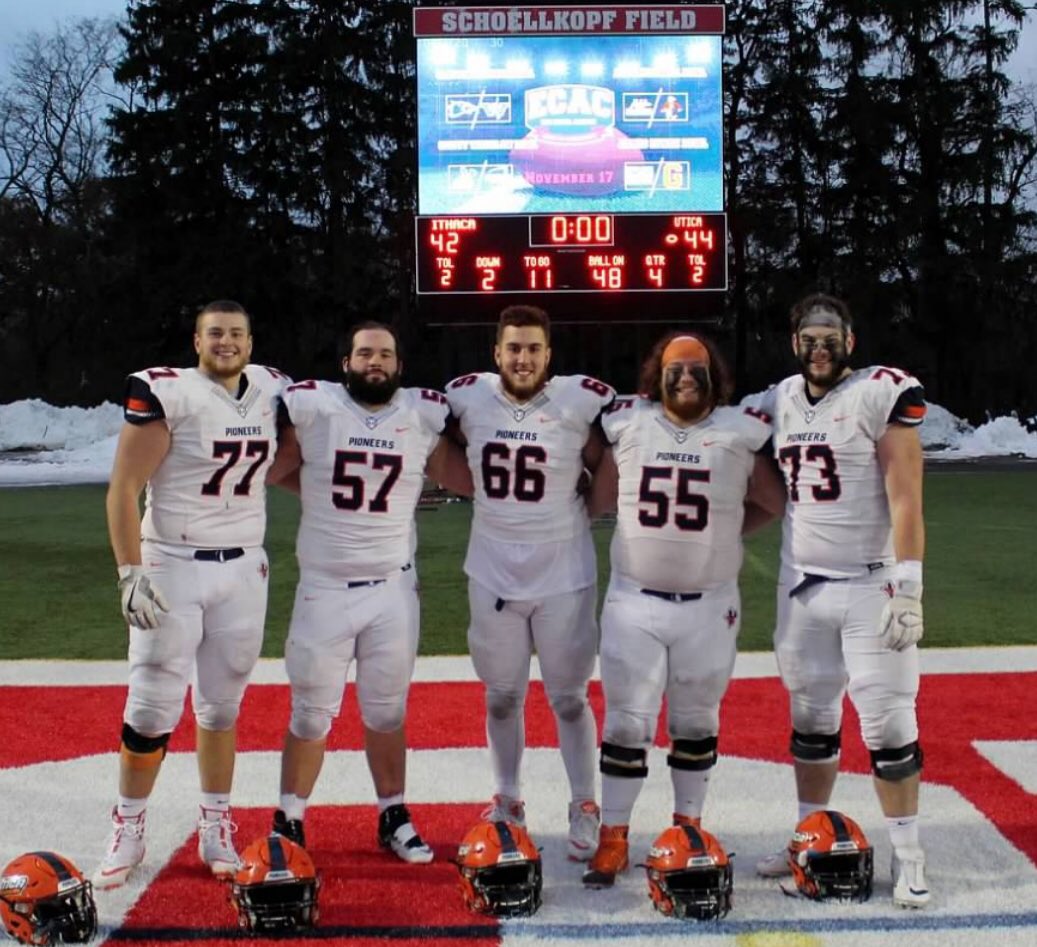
[480, 793, 526, 827]
[567, 800, 601, 862]
[197, 806, 240, 877]
[892, 847, 930, 908]
[756, 847, 793, 878]
[93, 807, 146, 890]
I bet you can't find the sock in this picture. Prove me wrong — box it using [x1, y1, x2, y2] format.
[378, 793, 404, 813]
[670, 767, 710, 822]
[200, 792, 230, 814]
[798, 800, 824, 823]
[279, 793, 307, 821]
[886, 814, 920, 851]
[116, 796, 147, 820]
[486, 704, 524, 801]
[555, 701, 598, 804]
[600, 771, 644, 827]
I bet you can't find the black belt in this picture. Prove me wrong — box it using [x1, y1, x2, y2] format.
[641, 588, 703, 603]
[347, 563, 412, 589]
[194, 548, 244, 562]
[789, 573, 847, 598]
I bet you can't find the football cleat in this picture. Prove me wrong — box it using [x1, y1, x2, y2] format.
[378, 804, 434, 864]
[197, 806, 240, 876]
[272, 809, 306, 848]
[892, 847, 930, 908]
[567, 800, 601, 862]
[480, 794, 526, 827]
[93, 807, 146, 890]
[755, 847, 793, 878]
[582, 824, 629, 888]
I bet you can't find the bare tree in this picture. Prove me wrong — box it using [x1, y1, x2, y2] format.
[0, 17, 122, 231]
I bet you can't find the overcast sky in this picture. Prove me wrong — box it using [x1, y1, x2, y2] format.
[1, 0, 1034, 83]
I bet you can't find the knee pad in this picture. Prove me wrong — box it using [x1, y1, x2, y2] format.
[603, 709, 654, 750]
[870, 742, 923, 781]
[549, 692, 587, 724]
[193, 699, 240, 733]
[600, 741, 648, 779]
[790, 729, 841, 764]
[120, 723, 170, 770]
[290, 704, 334, 742]
[486, 689, 524, 722]
[361, 699, 406, 734]
[667, 736, 717, 771]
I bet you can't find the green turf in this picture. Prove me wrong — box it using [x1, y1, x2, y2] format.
[0, 470, 1032, 660]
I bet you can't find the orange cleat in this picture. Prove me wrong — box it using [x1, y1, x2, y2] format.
[582, 824, 629, 888]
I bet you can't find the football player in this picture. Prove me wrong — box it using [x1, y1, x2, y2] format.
[95, 300, 290, 889]
[445, 305, 614, 861]
[270, 322, 472, 864]
[581, 332, 784, 888]
[749, 293, 930, 908]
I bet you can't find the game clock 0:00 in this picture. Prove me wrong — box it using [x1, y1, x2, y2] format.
[414, 213, 727, 294]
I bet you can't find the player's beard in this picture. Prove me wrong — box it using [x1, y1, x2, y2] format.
[662, 365, 712, 423]
[346, 369, 401, 406]
[199, 348, 249, 379]
[499, 364, 548, 401]
[798, 338, 850, 391]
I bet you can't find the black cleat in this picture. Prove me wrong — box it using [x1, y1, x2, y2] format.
[272, 809, 306, 847]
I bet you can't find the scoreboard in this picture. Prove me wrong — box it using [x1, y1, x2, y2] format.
[416, 212, 726, 292]
[413, 5, 726, 300]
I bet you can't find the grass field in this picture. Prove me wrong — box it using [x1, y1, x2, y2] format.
[0, 468, 1033, 660]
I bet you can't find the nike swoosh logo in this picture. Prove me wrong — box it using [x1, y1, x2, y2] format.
[833, 415, 850, 421]
[908, 886, 928, 895]
[702, 439, 718, 446]
[395, 427, 409, 433]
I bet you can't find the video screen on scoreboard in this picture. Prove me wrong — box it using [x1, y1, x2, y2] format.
[416, 33, 722, 215]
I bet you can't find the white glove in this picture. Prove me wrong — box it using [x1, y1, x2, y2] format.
[118, 565, 170, 630]
[879, 576, 924, 651]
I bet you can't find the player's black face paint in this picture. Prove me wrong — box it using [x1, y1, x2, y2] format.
[663, 364, 710, 400]
[798, 335, 850, 388]
[346, 369, 401, 406]
[663, 363, 711, 421]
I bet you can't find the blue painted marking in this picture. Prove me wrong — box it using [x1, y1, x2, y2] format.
[505, 911, 1037, 938]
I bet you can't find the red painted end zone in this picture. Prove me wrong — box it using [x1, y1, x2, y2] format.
[109, 805, 500, 946]
[5, 674, 1036, 865]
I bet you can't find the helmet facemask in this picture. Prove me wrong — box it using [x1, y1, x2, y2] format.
[466, 859, 542, 917]
[651, 860, 733, 920]
[232, 876, 320, 933]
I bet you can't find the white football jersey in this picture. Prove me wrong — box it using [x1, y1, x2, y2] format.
[752, 366, 926, 577]
[603, 397, 771, 591]
[126, 364, 288, 549]
[446, 372, 614, 543]
[283, 381, 447, 580]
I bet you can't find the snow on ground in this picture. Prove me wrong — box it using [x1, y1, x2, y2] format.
[1, 396, 1036, 486]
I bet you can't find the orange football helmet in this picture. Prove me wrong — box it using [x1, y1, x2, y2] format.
[455, 821, 542, 917]
[642, 825, 732, 921]
[0, 851, 97, 945]
[229, 835, 320, 933]
[788, 810, 873, 902]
